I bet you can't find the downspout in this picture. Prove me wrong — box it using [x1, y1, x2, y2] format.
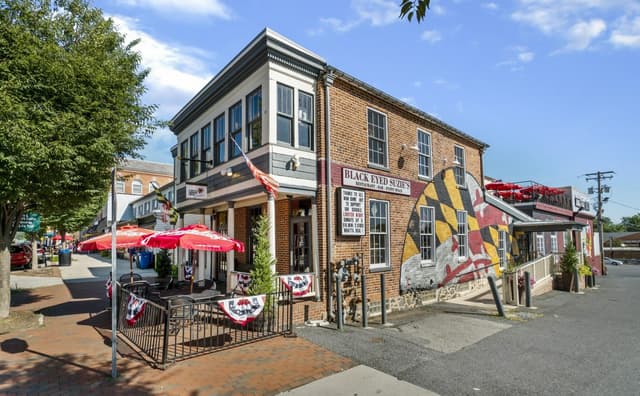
[323, 71, 335, 321]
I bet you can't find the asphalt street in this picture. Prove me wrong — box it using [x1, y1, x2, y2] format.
[296, 265, 640, 396]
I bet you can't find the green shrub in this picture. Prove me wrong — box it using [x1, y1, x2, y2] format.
[155, 249, 172, 278]
[560, 243, 579, 274]
[248, 215, 275, 298]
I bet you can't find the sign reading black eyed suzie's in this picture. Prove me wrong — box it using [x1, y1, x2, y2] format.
[338, 187, 366, 236]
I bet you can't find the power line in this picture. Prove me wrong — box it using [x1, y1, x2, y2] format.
[609, 200, 640, 212]
[585, 170, 614, 276]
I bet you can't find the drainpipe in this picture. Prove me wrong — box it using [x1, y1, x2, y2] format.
[324, 71, 335, 321]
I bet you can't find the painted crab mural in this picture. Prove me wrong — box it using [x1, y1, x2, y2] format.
[400, 168, 514, 292]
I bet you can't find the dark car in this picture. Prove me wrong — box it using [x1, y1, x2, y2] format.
[10, 244, 32, 270]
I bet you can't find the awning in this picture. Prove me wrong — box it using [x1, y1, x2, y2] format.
[513, 220, 586, 232]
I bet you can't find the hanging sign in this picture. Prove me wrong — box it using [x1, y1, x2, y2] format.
[339, 188, 365, 236]
[342, 168, 411, 196]
[18, 212, 41, 233]
[185, 183, 207, 200]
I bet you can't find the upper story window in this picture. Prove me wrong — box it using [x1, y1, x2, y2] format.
[456, 210, 468, 258]
[418, 129, 432, 179]
[454, 145, 466, 187]
[229, 101, 242, 159]
[277, 83, 293, 145]
[369, 199, 390, 271]
[498, 230, 507, 269]
[213, 114, 225, 166]
[246, 87, 262, 150]
[419, 206, 435, 266]
[201, 123, 211, 174]
[367, 108, 387, 168]
[298, 91, 314, 149]
[189, 132, 199, 178]
[550, 232, 558, 253]
[179, 140, 188, 183]
[132, 179, 143, 195]
[115, 179, 125, 193]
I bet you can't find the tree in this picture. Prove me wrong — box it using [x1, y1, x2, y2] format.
[620, 214, 640, 232]
[248, 215, 276, 298]
[399, 0, 432, 23]
[597, 216, 623, 233]
[0, 0, 159, 318]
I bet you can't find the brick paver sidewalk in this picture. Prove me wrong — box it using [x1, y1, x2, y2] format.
[1, 281, 353, 395]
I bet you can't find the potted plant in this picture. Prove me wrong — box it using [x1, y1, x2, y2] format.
[559, 243, 579, 292]
[248, 214, 276, 330]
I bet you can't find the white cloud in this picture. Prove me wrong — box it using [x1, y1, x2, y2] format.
[110, 15, 213, 118]
[498, 46, 535, 71]
[565, 19, 607, 50]
[518, 51, 535, 62]
[311, 0, 399, 34]
[482, 2, 499, 10]
[116, 0, 232, 18]
[433, 78, 460, 89]
[413, 80, 423, 88]
[432, 4, 446, 15]
[400, 96, 415, 104]
[318, 17, 361, 33]
[610, 16, 640, 47]
[421, 30, 442, 43]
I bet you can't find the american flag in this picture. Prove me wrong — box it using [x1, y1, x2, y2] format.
[230, 137, 279, 196]
[151, 182, 180, 224]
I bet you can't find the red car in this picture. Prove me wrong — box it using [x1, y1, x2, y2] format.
[10, 244, 32, 270]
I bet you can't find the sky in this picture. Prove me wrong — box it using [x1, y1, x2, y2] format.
[92, 0, 640, 223]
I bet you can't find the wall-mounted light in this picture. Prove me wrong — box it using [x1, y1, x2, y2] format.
[401, 143, 419, 152]
[291, 154, 300, 171]
[452, 158, 461, 166]
[221, 167, 233, 177]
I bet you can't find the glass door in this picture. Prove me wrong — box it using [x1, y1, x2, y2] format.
[291, 218, 311, 273]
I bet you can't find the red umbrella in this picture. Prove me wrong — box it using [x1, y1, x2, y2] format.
[78, 225, 154, 251]
[141, 224, 244, 253]
[486, 182, 522, 191]
[52, 234, 74, 241]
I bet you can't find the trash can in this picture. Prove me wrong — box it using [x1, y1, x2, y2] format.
[58, 249, 72, 266]
[137, 251, 154, 269]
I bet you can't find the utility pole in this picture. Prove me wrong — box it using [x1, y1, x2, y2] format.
[585, 171, 614, 276]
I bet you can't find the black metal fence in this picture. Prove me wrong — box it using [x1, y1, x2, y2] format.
[116, 283, 293, 369]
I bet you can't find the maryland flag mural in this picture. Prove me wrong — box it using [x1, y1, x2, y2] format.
[400, 168, 515, 292]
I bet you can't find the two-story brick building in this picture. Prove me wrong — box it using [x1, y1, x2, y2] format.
[169, 28, 541, 323]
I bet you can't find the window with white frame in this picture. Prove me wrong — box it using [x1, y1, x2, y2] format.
[298, 91, 314, 149]
[277, 84, 293, 145]
[418, 129, 432, 178]
[536, 233, 545, 256]
[148, 182, 154, 193]
[419, 206, 435, 265]
[213, 113, 225, 166]
[369, 200, 390, 270]
[132, 179, 143, 195]
[229, 101, 242, 159]
[190, 132, 199, 178]
[498, 230, 507, 268]
[457, 210, 468, 258]
[201, 123, 211, 173]
[180, 140, 188, 182]
[115, 179, 125, 193]
[367, 108, 387, 168]
[454, 145, 466, 187]
[550, 232, 558, 253]
[246, 87, 262, 150]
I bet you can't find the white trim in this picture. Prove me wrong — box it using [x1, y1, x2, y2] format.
[368, 199, 390, 270]
[366, 107, 389, 169]
[417, 128, 433, 179]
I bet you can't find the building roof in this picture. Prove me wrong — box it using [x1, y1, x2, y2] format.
[120, 159, 173, 176]
[512, 220, 586, 232]
[604, 232, 640, 241]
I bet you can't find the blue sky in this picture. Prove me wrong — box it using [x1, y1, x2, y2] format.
[93, 0, 640, 223]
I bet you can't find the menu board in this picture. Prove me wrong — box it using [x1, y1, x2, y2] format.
[339, 188, 365, 236]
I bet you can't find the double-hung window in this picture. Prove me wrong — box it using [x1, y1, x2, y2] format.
[277, 84, 293, 145]
[213, 114, 225, 166]
[132, 179, 143, 195]
[550, 232, 558, 253]
[418, 129, 432, 178]
[115, 179, 125, 193]
[369, 200, 390, 271]
[201, 123, 211, 173]
[298, 91, 314, 149]
[419, 206, 435, 266]
[246, 88, 262, 150]
[180, 140, 188, 182]
[456, 210, 468, 258]
[229, 101, 242, 159]
[498, 230, 507, 269]
[367, 108, 387, 168]
[536, 233, 545, 256]
[454, 145, 466, 187]
[189, 132, 199, 178]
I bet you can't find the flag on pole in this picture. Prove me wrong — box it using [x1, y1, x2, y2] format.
[230, 137, 279, 196]
[151, 182, 180, 224]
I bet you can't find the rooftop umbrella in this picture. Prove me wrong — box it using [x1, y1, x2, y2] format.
[486, 182, 522, 191]
[141, 224, 245, 292]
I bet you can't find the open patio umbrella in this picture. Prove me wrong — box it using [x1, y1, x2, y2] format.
[78, 225, 154, 281]
[141, 224, 245, 292]
[52, 234, 74, 241]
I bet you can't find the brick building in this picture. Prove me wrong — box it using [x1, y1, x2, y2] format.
[170, 28, 556, 323]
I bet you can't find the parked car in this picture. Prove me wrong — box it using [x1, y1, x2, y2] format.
[10, 244, 32, 270]
[604, 257, 623, 266]
[21, 242, 46, 263]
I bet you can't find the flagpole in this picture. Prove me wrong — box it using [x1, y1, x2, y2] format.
[111, 167, 118, 378]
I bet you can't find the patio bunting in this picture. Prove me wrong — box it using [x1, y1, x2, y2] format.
[279, 274, 314, 297]
[217, 295, 266, 326]
[151, 182, 180, 224]
[126, 294, 147, 326]
[184, 265, 193, 281]
[229, 136, 279, 196]
[236, 272, 251, 294]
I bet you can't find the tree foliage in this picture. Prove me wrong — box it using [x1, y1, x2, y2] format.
[620, 214, 640, 232]
[0, 0, 159, 317]
[399, 0, 432, 23]
[248, 215, 275, 298]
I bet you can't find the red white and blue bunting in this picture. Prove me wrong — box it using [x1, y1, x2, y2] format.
[217, 295, 266, 326]
[235, 272, 251, 295]
[279, 274, 314, 297]
[184, 265, 193, 281]
[126, 294, 147, 326]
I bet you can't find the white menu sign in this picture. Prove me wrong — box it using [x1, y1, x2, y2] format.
[342, 168, 411, 196]
[339, 188, 365, 236]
